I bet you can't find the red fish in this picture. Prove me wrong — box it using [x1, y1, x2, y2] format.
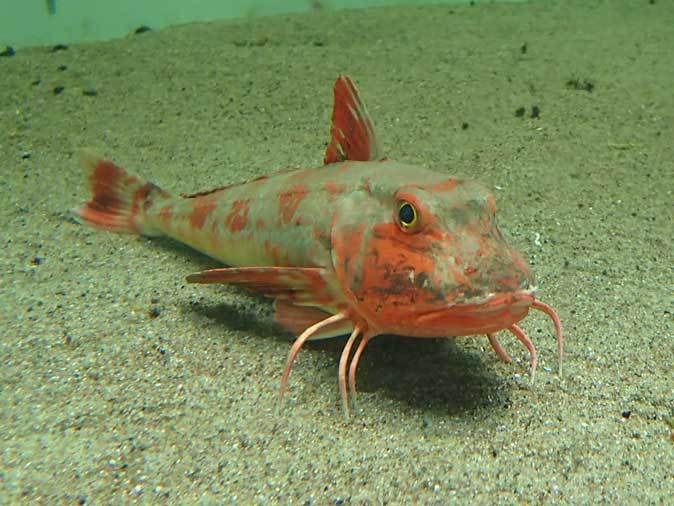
[74, 76, 562, 416]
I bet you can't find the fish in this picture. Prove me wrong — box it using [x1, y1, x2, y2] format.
[73, 75, 563, 416]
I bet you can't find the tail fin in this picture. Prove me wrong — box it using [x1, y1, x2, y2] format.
[72, 149, 170, 236]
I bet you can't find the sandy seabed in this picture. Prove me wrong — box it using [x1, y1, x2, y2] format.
[1, 0, 672, 503]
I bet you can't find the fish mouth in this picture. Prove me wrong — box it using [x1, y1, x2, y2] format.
[450, 283, 537, 308]
[413, 287, 537, 337]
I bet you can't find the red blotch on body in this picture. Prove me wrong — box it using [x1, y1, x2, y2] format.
[424, 179, 459, 193]
[279, 184, 309, 224]
[337, 162, 353, 173]
[159, 204, 174, 224]
[333, 222, 367, 290]
[323, 181, 346, 201]
[189, 197, 218, 230]
[225, 199, 250, 233]
[312, 225, 330, 243]
[209, 220, 221, 249]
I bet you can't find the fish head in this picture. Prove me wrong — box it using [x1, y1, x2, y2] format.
[331, 176, 535, 337]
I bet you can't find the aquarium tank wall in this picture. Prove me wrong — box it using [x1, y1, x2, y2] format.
[1, 0, 527, 48]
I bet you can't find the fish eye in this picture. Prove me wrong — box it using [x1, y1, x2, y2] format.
[397, 201, 418, 229]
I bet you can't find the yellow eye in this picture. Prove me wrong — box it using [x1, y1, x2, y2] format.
[397, 201, 418, 229]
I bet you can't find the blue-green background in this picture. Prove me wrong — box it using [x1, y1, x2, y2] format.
[2, 0, 526, 47]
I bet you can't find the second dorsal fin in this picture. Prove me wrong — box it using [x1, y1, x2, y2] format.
[323, 75, 383, 165]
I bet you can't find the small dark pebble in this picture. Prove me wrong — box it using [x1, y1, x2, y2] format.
[622, 410, 631, 419]
[566, 78, 594, 93]
[251, 36, 270, 47]
[0, 46, 15, 57]
[31, 256, 42, 265]
[515, 107, 526, 117]
[82, 88, 98, 97]
[461, 122, 469, 130]
[530, 105, 540, 119]
[53, 86, 65, 95]
[51, 44, 68, 52]
[134, 25, 152, 34]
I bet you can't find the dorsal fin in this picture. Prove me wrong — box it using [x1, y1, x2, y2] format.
[323, 75, 383, 165]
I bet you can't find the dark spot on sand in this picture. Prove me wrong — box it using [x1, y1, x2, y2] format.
[566, 78, 594, 93]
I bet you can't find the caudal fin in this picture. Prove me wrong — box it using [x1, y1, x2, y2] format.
[72, 149, 170, 235]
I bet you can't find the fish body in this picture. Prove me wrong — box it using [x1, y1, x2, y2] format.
[75, 76, 562, 415]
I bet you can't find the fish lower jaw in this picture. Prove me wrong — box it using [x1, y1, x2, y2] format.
[398, 289, 536, 337]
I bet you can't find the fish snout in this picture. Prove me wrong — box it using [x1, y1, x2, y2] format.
[453, 244, 534, 301]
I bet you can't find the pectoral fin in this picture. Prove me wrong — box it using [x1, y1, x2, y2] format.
[273, 300, 353, 340]
[186, 266, 335, 306]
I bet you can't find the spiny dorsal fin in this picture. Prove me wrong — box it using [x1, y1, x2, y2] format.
[323, 75, 383, 165]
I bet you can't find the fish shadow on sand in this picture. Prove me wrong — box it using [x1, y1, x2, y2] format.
[330, 336, 509, 416]
[185, 294, 280, 341]
[188, 295, 509, 416]
[150, 240, 510, 415]
[143, 238, 288, 338]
